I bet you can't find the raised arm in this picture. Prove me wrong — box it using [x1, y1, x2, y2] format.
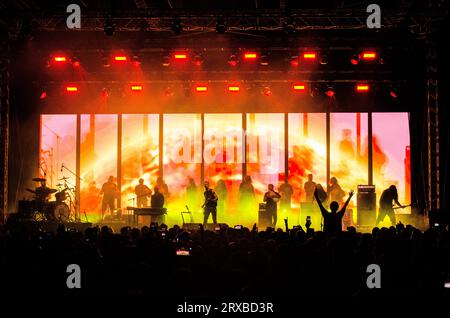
[314, 188, 328, 216]
[340, 190, 355, 214]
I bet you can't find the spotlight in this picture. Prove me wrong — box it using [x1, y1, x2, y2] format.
[319, 54, 328, 65]
[71, 56, 81, 67]
[173, 53, 187, 60]
[164, 86, 174, 97]
[216, 18, 227, 34]
[389, 83, 399, 98]
[193, 54, 204, 67]
[102, 55, 110, 68]
[195, 85, 208, 92]
[350, 53, 360, 65]
[259, 54, 269, 66]
[39, 90, 47, 100]
[262, 86, 272, 96]
[290, 55, 299, 67]
[172, 18, 182, 35]
[101, 87, 110, 98]
[131, 55, 141, 66]
[66, 85, 78, 93]
[244, 52, 257, 60]
[303, 52, 317, 60]
[356, 84, 370, 92]
[292, 83, 306, 91]
[53, 56, 67, 63]
[162, 55, 171, 67]
[362, 51, 377, 60]
[228, 85, 240, 92]
[228, 54, 239, 67]
[114, 55, 127, 62]
[104, 18, 115, 36]
[131, 85, 143, 91]
[325, 86, 335, 97]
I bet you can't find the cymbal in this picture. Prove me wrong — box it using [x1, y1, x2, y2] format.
[48, 189, 58, 193]
[55, 183, 64, 187]
[59, 177, 70, 180]
[32, 177, 46, 182]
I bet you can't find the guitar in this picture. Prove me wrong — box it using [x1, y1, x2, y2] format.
[393, 203, 412, 210]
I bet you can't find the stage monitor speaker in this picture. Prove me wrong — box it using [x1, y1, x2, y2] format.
[357, 190, 376, 227]
[182, 223, 202, 231]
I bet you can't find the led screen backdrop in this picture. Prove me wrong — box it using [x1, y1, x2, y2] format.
[40, 112, 410, 227]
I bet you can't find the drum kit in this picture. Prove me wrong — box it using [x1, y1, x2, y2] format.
[19, 176, 75, 222]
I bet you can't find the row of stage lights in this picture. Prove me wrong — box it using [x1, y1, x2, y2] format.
[44, 82, 398, 99]
[48, 49, 382, 69]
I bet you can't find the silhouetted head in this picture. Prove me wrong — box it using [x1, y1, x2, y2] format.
[154, 186, 159, 193]
[389, 185, 397, 193]
[108, 176, 114, 183]
[330, 201, 339, 213]
[268, 184, 274, 191]
[204, 181, 210, 189]
[308, 174, 313, 182]
[138, 178, 144, 185]
[330, 177, 337, 186]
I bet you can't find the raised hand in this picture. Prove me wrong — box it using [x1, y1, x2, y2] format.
[349, 190, 355, 196]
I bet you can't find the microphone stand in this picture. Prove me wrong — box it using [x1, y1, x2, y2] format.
[61, 163, 83, 222]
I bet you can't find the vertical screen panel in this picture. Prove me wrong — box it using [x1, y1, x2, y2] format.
[288, 113, 326, 205]
[163, 114, 202, 219]
[330, 113, 368, 198]
[80, 114, 118, 220]
[246, 113, 285, 223]
[372, 112, 411, 215]
[40, 115, 77, 190]
[121, 114, 159, 207]
[204, 114, 243, 222]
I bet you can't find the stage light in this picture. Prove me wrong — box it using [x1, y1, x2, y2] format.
[260, 54, 269, 66]
[228, 85, 240, 92]
[292, 84, 306, 91]
[356, 84, 370, 92]
[173, 53, 187, 60]
[101, 88, 110, 98]
[262, 86, 272, 96]
[303, 52, 316, 60]
[131, 85, 143, 91]
[102, 55, 111, 68]
[66, 86, 78, 93]
[104, 18, 115, 36]
[319, 54, 328, 65]
[162, 55, 171, 67]
[350, 53, 360, 65]
[244, 52, 257, 60]
[290, 55, 299, 67]
[283, 19, 296, 34]
[114, 55, 127, 62]
[131, 55, 141, 66]
[228, 54, 239, 67]
[53, 56, 67, 62]
[164, 86, 174, 97]
[325, 86, 335, 97]
[195, 85, 208, 92]
[362, 51, 377, 60]
[172, 18, 182, 35]
[39, 91, 47, 100]
[216, 18, 227, 34]
[193, 54, 204, 66]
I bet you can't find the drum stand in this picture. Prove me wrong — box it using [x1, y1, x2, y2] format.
[61, 163, 83, 222]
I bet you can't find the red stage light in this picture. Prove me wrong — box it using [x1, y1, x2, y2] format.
[325, 89, 335, 97]
[195, 85, 208, 92]
[174, 53, 187, 60]
[303, 52, 316, 59]
[293, 84, 306, 91]
[66, 86, 78, 93]
[228, 85, 240, 92]
[244, 52, 257, 60]
[72, 60, 81, 67]
[263, 87, 272, 96]
[362, 51, 377, 60]
[40, 91, 47, 99]
[356, 84, 370, 92]
[54, 56, 67, 62]
[131, 85, 143, 91]
[114, 55, 127, 62]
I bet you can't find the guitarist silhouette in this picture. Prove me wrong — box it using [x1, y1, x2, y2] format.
[202, 181, 218, 226]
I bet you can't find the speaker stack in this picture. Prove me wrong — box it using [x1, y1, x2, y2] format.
[357, 185, 376, 227]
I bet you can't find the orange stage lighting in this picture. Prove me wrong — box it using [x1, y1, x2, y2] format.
[66, 86, 78, 92]
[303, 52, 316, 59]
[54, 56, 67, 62]
[356, 84, 370, 92]
[293, 84, 306, 91]
[174, 54, 187, 59]
[131, 85, 143, 91]
[244, 52, 257, 59]
[114, 56, 127, 62]
[228, 85, 240, 92]
[195, 85, 208, 92]
[362, 52, 377, 60]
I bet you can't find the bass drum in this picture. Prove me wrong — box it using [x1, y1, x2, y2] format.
[47, 202, 70, 222]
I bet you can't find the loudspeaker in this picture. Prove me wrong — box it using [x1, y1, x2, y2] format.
[182, 223, 202, 231]
[357, 192, 376, 226]
[258, 204, 271, 229]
